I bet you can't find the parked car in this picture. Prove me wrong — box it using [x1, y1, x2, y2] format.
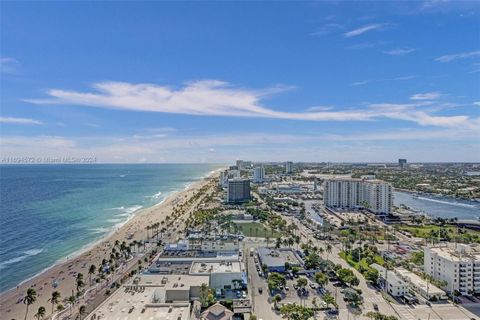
[242, 291, 247, 299]
[373, 303, 379, 311]
[327, 309, 339, 315]
[258, 287, 263, 294]
[309, 283, 316, 289]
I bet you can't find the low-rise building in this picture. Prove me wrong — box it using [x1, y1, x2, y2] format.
[190, 261, 245, 290]
[396, 267, 447, 300]
[371, 263, 407, 297]
[135, 274, 209, 302]
[200, 302, 234, 320]
[257, 247, 303, 273]
[85, 275, 203, 320]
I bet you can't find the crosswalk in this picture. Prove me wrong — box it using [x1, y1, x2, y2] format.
[364, 296, 386, 303]
[394, 305, 417, 320]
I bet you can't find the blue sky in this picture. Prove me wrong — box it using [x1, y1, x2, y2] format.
[1, 1, 479, 163]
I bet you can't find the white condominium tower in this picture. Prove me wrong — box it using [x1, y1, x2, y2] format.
[424, 244, 480, 296]
[253, 165, 265, 183]
[324, 178, 393, 214]
[285, 161, 293, 174]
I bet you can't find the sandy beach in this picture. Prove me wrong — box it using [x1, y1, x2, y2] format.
[0, 170, 220, 320]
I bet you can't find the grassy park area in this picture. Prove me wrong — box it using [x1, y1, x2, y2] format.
[397, 224, 480, 243]
[234, 221, 281, 238]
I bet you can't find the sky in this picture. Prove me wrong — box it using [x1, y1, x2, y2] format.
[1, 1, 480, 163]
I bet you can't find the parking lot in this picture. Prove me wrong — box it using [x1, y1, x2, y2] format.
[245, 241, 336, 319]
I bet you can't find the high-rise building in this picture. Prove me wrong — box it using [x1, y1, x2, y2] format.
[253, 166, 265, 183]
[227, 178, 251, 203]
[424, 244, 480, 296]
[236, 160, 244, 170]
[324, 178, 393, 214]
[285, 161, 293, 174]
[398, 159, 407, 169]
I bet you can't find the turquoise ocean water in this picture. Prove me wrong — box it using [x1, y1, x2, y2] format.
[0, 164, 223, 293]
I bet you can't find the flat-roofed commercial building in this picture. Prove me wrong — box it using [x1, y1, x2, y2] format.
[257, 247, 303, 273]
[135, 274, 209, 302]
[324, 178, 393, 214]
[85, 274, 206, 320]
[190, 261, 245, 290]
[424, 244, 480, 296]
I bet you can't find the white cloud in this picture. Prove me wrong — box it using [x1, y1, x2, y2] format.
[474, 101, 480, 107]
[0, 57, 20, 74]
[435, 50, 480, 63]
[351, 75, 416, 86]
[25, 80, 372, 122]
[0, 116, 43, 125]
[25, 80, 475, 129]
[383, 48, 416, 55]
[343, 24, 385, 37]
[311, 23, 344, 36]
[351, 81, 369, 86]
[307, 106, 334, 111]
[410, 92, 442, 100]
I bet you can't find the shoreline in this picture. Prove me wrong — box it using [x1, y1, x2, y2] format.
[1, 176, 189, 295]
[394, 188, 480, 203]
[0, 168, 222, 319]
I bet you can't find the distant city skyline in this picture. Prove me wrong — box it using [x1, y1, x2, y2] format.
[1, 1, 479, 162]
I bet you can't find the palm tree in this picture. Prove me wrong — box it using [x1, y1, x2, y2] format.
[272, 294, 282, 309]
[326, 244, 332, 259]
[318, 247, 325, 257]
[88, 265, 96, 285]
[23, 288, 37, 320]
[48, 291, 61, 315]
[34, 306, 46, 320]
[146, 225, 151, 239]
[79, 305, 87, 320]
[67, 295, 76, 315]
[76, 273, 85, 296]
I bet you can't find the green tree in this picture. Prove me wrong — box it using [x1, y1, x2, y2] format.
[88, 264, 97, 285]
[48, 291, 61, 315]
[314, 272, 328, 287]
[199, 283, 210, 307]
[297, 277, 308, 289]
[323, 292, 336, 309]
[23, 288, 37, 320]
[268, 272, 286, 291]
[34, 306, 46, 320]
[79, 305, 87, 320]
[273, 294, 282, 309]
[365, 268, 379, 285]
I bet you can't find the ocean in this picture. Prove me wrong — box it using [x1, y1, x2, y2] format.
[394, 191, 480, 220]
[0, 164, 223, 293]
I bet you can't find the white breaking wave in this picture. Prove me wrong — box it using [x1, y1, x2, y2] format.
[416, 196, 477, 208]
[151, 191, 162, 199]
[89, 227, 111, 234]
[0, 248, 44, 269]
[124, 205, 143, 214]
